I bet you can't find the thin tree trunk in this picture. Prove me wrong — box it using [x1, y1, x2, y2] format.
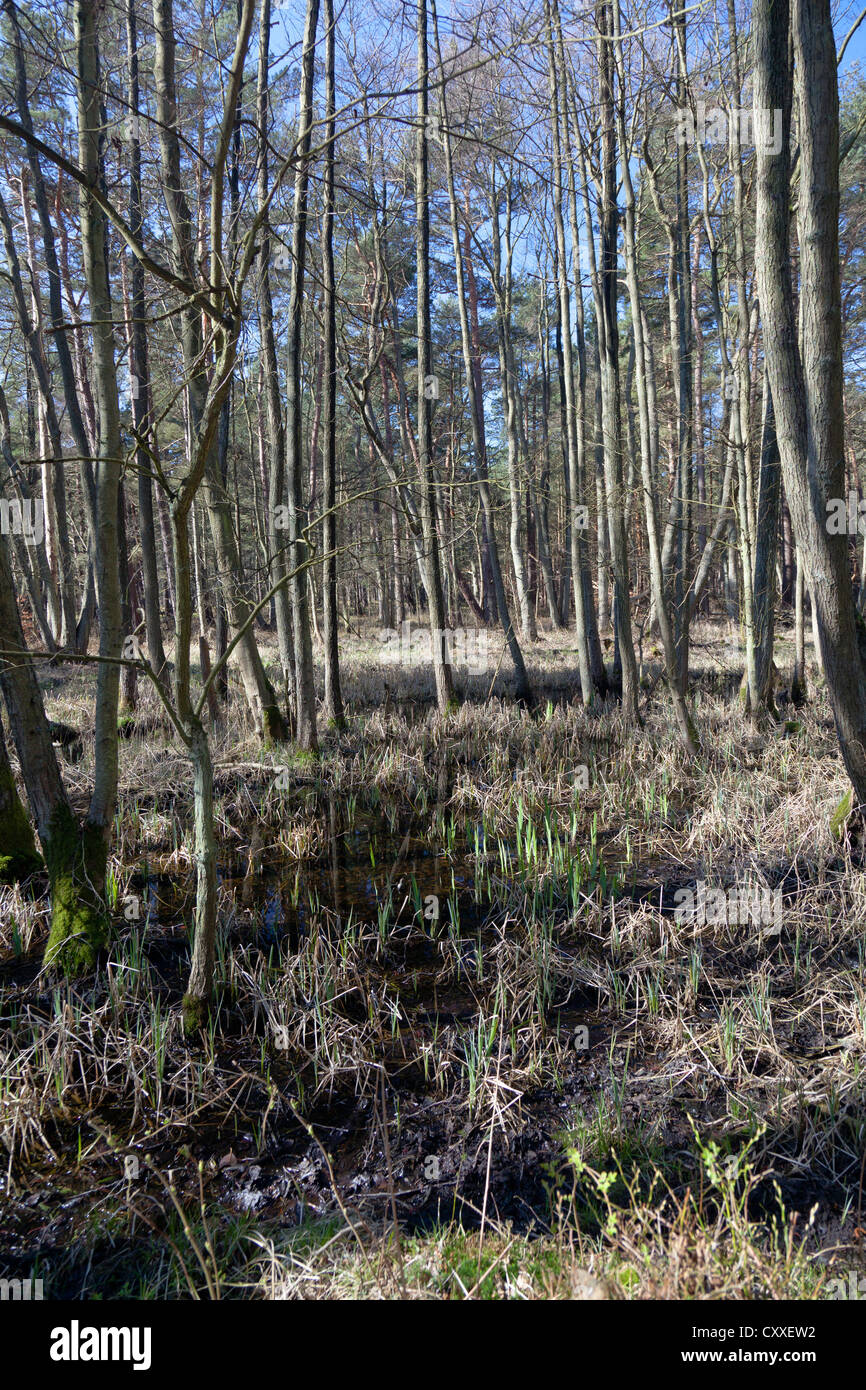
[126, 3, 168, 678]
[489, 175, 538, 646]
[152, 0, 285, 742]
[594, 0, 640, 724]
[284, 0, 320, 749]
[257, 0, 295, 712]
[416, 0, 455, 714]
[613, 0, 697, 752]
[546, 0, 595, 702]
[752, 371, 782, 713]
[321, 0, 344, 726]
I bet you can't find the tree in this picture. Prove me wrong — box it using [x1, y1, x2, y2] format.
[754, 0, 866, 809]
[416, 0, 455, 714]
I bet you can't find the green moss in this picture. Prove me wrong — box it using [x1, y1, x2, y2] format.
[0, 758, 42, 882]
[262, 703, 288, 744]
[790, 671, 807, 707]
[830, 788, 853, 840]
[43, 802, 109, 976]
[182, 992, 209, 1035]
[0, 851, 42, 883]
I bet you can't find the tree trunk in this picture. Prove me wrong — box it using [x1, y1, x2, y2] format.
[490, 176, 538, 646]
[752, 371, 782, 713]
[284, 0, 320, 750]
[595, 0, 640, 724]
[613, 0, 697, 752]
[546, 0, 595, 703]
[432, 3, 532, 696]
[152, 0, 285, 743]
[416, 0, 455, 714]
[0, 711, 42, 882]
[321, 0, 344, 727]
[754, 0, 866, 806]
[127, 0, 168, 679]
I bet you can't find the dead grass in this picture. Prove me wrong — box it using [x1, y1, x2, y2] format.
[0, 619, 864, 1299]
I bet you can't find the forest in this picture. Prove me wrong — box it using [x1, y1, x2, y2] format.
[0, 0, 865, 1315]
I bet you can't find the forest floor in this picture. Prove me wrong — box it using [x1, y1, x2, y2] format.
[1, 617, 865, 1299]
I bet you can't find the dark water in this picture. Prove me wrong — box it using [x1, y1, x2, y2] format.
[128, 800, 488, 946]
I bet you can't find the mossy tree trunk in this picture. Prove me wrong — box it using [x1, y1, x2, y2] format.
[0, 0, 125, 973]
[0, 713, 41, 882]
[43, 803, 110, 974]
[72, 0, 125, 955]
[0, 523, 110, 971]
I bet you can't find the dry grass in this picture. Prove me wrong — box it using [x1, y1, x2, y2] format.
[1, 619, 864, 1298]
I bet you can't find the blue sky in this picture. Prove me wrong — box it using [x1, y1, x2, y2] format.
[838, 2, 866, 83]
